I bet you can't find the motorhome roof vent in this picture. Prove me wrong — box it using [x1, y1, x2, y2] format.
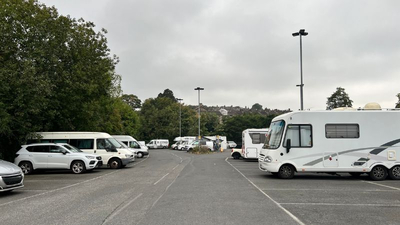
[363, 102, 381, 110]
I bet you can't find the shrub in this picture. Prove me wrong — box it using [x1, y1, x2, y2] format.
[189, 146, 212, 154]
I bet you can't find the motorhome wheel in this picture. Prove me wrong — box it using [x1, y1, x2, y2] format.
[389, 166, 400, 180]
[369, 166, 388, 181]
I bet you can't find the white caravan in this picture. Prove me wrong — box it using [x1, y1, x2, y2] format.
[29, 132, 135, 169]
[258, 108, 400, 180]
[242, 128, 268, 159]
[112, 135, 149, 158]
[146, 139, 169, 149]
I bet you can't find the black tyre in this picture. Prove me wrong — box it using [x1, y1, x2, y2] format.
[137, 152, 144, 158]
[19, 161, 33, 175]
[389, 165, 400, 180]
[109, 158, 122, 169]
[369, 166, 388, 181]
[71, 161, 86, 174]
[278, 164, 295, 179]
[232, 153, 241, 160]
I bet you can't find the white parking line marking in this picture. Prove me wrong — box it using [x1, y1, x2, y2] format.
[102, 193, 143, 225]
[0, 169, 120, 207]
[153, 173, 170, 185]
[262, 188, 398, 192]
[362, 181, 400, 191]
[225, 157, 305, 225]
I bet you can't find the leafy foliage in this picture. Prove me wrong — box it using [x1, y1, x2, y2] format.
[326, 87, 353, 110]
[0, 0, 139, 160]
[122, 94, 142, 109]
[251, 103, 263, 111]
[220, 114, 276, 147]
[157, 89, 177, 102]
[396, 93, 400, 108]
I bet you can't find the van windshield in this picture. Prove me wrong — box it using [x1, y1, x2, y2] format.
[263, 120, 285, 149]
[108, 138, 123, 148]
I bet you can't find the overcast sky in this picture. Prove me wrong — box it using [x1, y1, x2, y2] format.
[40, 0, 400, 110]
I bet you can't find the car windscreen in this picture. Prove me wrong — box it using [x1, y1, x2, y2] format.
[108, 138, 123, 148]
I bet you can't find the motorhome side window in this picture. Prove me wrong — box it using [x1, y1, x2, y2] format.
[249, 133, 266, 144]
[325, 124, 359, 138]
[283, 125, 312, 148]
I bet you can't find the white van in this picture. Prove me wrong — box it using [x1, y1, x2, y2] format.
[28, 132, 135, 169]
[146, 139, 169, 149]
[242, 128, 268, 159]
[112, 135, 149, 158]
[259, 107, 400, 180]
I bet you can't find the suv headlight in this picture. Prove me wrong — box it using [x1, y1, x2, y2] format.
[85, 156, 95, 159]
[264, 156, 272, 163]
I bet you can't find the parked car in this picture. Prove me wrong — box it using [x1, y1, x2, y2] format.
[146, 139, 169, 149]
[227, 141, 237, 148]
[0, 160, 24, 192]
[15, 143, 102, 175]
[183, 140, 213, 152]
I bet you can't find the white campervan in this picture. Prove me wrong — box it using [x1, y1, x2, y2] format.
[242, 128, 268, 159]
[259, 106, 400, 180]
[146, 139, 169, 149]
[113, 135, 149, 158]
[29, 132, 135, 169]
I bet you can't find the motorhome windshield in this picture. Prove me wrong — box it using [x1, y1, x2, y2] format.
[264, 120, 285, 149]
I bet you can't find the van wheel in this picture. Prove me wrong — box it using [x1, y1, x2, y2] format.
[369, 166, 388, 181]
[278, 164, 295, 179]
[109, 158, 122, 169]
[137, 152, 144, 158]
[71, 161, 86, 174]
[19, 161, 33, 175]
[389, 166, 400, 180]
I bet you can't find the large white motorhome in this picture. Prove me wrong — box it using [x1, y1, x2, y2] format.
[28, 132, 135, 169]
[242, 128, 268, 159]
[259, 106, 400, 180]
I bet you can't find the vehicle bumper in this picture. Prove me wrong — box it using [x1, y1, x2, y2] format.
[121, 157, 134, 165]
[0, 173, 24, 192]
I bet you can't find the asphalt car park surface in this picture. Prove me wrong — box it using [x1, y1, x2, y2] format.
[1, 149, 400, 225]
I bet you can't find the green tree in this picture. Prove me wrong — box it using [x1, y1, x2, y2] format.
[157, 89, 177, 102]
[0, 0, 122, 160]
[251, 103, 263, 111]
[122, 94, 142, 109]
[220, 114, 276, 146]
[396, 93, 400, 108]
[326, 87, 353, 110]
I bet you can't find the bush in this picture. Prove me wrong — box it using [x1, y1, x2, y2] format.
[189, 146, 212, 154]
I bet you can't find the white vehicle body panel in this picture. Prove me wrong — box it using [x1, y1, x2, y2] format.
[242, 128, 268, 159]
[258, 110, 400, 174]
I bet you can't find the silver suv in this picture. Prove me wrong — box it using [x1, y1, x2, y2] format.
[14, 143, 102, 174]
[0, 160, 24, 192]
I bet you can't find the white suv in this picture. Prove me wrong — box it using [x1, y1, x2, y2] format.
[14, 143, 102, 174]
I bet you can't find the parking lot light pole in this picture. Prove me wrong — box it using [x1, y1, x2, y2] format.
[176, 98, 183, 139]
[194, 87, 204, 140]
[292, 29, 308, 111]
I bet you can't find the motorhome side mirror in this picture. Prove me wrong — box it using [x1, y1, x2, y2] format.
[286, 139, 291, 153]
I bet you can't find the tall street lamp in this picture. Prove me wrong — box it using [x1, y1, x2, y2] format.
[292, 29, 308, 111]
[176, 98, 183, 139]
[194, 87, 204, 140]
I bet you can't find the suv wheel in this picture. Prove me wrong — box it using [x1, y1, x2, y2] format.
[71, 161, 86, 174]
[137, 152, 144, 158]
[19, 161, 33, 175]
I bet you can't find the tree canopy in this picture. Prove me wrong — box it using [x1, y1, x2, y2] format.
[0, 0, 139, 160]
[326, 87, 353, 110]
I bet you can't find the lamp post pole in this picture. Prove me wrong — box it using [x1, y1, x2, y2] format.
[176, 98, 183, 139]
[292, 29, 308, 111]
[194, 87, 204, 140]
